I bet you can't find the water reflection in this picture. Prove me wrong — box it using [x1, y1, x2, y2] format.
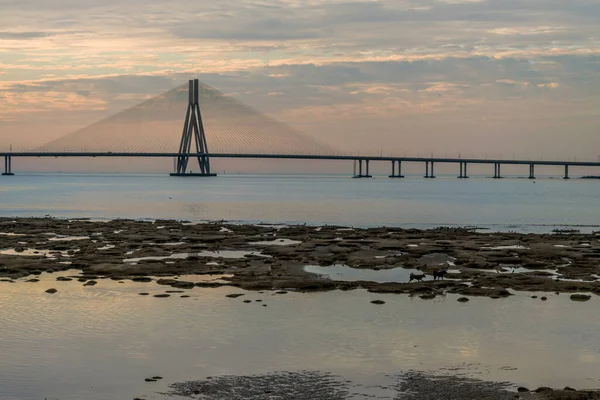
[0, 273, 599, 400]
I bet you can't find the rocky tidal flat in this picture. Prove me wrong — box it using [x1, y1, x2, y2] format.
[0, 217, 599, 300]
[163, 370, 600, 400]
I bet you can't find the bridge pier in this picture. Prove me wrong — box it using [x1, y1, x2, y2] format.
[564, 165, 570, 180]
[170, 79, 216, 177]
[353, 159, 372, 178]
[528, 164, 536, 179]
[458, 162, 469, 179]
[424, 161, 436, 178]
[389, 160, 405, 178]
[493, 163, 502, 179]
[2, 155, 14, 176]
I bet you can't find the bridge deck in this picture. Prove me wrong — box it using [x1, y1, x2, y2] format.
[0, 152, 598, 168]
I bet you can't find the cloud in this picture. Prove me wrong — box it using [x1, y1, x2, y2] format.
[537, 82, 560, 89]
[0, 0, 600, 158]
[0, 31, 54, 40]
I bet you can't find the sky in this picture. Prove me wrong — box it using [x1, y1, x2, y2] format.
[1, 0, 600, 161]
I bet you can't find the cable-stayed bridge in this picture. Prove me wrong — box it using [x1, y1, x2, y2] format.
[1, 79, 599, 179]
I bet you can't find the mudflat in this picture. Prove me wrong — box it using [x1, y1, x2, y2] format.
[1, 217, 599, 300]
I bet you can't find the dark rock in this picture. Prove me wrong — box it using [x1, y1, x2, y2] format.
[132, 277, 152, 282]
[563, 386, 576, 391]
[570, 294, 591, 302]
[457, 297, 469, 302]
[371, 300, 385, 304]
[171, 281, 195, 289]
[45, 288, 58, 294]
[419, 293, 436, 300]
[541, 296, 548, 301]
[226, 293, 245, 298]
[156, 279, 178, 286]
[144, 378, 157, 382]
[517, 387, 529, 392]
[275, 291, 288, 294]
[180, 295, 190, 298]
[243, 300, 252, 303]
[84, 280, 97, 286]
[139, 293, 150, 296]
[534, 387, 554, 393]
[153, 294, 170, 298]
[194, 282, 225, 288]
[56, 277, 73, 281]
[26, 278, 40, 282]
[152, 376, 163, 380]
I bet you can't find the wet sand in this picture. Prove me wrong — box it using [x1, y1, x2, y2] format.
[1, 217, 599, 300]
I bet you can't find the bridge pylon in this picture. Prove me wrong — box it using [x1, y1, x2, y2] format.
[170, 79, 217, 177]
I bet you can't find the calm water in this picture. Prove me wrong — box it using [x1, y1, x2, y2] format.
[1, 173, 599, 232]
[2, 173, 600, 399]
[1, 273, 599, 400]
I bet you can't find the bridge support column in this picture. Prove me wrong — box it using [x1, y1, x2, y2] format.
[170, 79, 216, 177]
[493, 163, 502, 179]
[458, 162, 469, 178]
[528, 164, 536, 179]
[424, 161, 436, 178]
[564, 165, 570, 180]
[2, 155, 14, 176]
[389, 160, 405, 178]
[353, 159, 371, 178]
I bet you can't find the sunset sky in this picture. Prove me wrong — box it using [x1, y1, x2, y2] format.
[1, 0, 600, 160]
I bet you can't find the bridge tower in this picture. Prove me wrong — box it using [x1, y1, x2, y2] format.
[170, 79, 217, 177]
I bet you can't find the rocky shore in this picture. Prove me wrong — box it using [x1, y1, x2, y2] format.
[1, 217, 599, 300]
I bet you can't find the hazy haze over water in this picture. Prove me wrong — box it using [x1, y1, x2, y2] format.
[1, 173, 599, 232]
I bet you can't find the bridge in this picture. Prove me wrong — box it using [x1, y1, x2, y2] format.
[1, 79, 597, 179]
[2, 151, 597, 179]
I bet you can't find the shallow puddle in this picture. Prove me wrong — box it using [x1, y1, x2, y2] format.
[304, 264, 425, 283]
[0, 248, 72, 258]
[474, 266, 560, 275]
[123, 250, 269, 263]
[481, 245, 529, 250]
[48, 236, 90, 242]
[249, 239, 302, 246]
